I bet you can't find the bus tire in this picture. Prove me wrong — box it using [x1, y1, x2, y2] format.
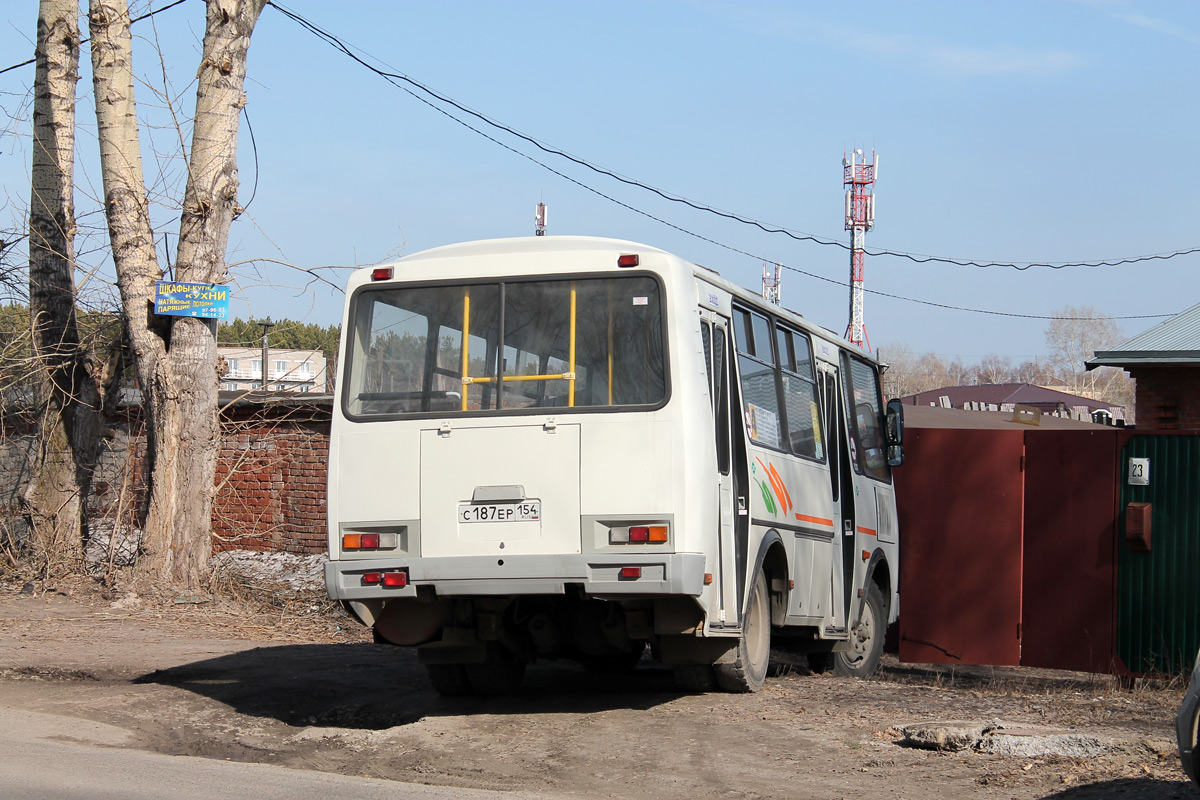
[714, 569, 771, 693]
[465, 643, 526, 696]
[816, 581, 886, 678]
[425, 663, 474, 697]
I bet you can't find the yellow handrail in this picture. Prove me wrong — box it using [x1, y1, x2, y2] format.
[569, 283, 577, 407]
[460, 290, 470, 411]
[607, 293, 614, 405]
[458, 283, 581, 408]
[465, 373, 573, 384]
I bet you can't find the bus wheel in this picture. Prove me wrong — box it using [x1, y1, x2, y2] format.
[714, 569, 771, 693]
[816, 582, 885, 678]
[465, 643, 527, 695]
[425, 663, 474, 697]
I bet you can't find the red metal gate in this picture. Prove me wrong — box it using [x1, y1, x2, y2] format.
[897, 428, 1025, 666]
[1020, 431, 1118, 672]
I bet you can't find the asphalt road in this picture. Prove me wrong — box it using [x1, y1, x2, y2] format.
[0, 708, 553, 800]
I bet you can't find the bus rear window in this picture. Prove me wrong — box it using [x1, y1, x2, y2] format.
[344, 276, 667, 416]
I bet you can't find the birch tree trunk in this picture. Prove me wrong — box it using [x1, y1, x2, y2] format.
[26, 0, 103, 574]
[90, 0, 264, 589]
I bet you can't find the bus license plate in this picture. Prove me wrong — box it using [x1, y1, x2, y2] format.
[459, 501, 541, 524]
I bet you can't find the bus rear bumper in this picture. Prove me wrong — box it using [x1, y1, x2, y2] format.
[325, 552, 707, 601]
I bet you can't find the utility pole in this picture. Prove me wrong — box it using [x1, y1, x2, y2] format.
[258, 317, 274, 390]
[843, 149, 877, 350]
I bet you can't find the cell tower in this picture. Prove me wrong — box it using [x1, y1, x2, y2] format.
[534, 202, 548, 236]
[843, 148, 877, 350]
[761, 262, 782, 305]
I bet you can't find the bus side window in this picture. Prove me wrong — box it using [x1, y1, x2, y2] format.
[778, 328, 824, 461]
[701, 319, 713, 409]
[733, 307, 783, 450]
[714, 326, 730, 475]
[843, 354, 891, 482]
[822, 371, 840, 502]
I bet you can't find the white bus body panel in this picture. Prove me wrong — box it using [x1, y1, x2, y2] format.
[325, 236, 899, 651]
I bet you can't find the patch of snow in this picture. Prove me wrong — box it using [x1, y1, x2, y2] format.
[85, 522, 142, 570]
[210, 550, 327, 591]
[900, 720, 1112, 758]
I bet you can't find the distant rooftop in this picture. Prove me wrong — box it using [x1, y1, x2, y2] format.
[903, 404, 1107, 431]
[1088, 301, 1200, 368]
[899, 383, 1121, 416]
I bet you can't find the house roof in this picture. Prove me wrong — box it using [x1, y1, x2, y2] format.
[1087, 301, 1200, 368]
[902, 404, 1107, 431]
[900, 383, 1118, 413]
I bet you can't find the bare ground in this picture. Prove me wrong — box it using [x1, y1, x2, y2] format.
[0, 577, 1194, 800]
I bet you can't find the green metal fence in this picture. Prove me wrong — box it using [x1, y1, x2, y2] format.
[1117, 435, 1200, 675]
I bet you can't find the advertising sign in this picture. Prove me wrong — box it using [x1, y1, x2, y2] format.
[153, 281, 230, 320]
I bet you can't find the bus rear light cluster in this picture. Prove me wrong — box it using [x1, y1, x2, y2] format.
[609, 525, 668, 544]
[361, 570, 408, 587]
[342, 532, 398, 550]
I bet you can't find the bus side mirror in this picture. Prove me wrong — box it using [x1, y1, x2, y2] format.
[885, 399, 904, 445]
[885, 399, 905, 467]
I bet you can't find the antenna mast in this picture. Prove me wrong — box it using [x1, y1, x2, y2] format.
[843, 149, 877, 350]
[534, 202, 548, 236]
[761, 262, 782, 305]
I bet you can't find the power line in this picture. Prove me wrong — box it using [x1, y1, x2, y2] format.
[0, 0, 192, 77]
[264, 3, 1176, 322]
[6, 2, 1174, 323]
[265, 2, 1198, 275]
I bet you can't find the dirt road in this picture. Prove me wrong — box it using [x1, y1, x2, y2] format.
[0, 581, 1193, 799]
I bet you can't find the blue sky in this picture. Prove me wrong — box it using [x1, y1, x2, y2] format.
[1, 0, 1197, 364]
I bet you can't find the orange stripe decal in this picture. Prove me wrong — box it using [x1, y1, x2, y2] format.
[857, 526, 878, 537]
[756, 457, 793, 516]
[768, 464, 793, 511]
[795, 513, 835, 527]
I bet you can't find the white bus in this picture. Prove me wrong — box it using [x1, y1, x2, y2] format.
[325, 236, 905, 695]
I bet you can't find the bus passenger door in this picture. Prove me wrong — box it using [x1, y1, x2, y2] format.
[702, 315, 741, 628]
[819, 364, 853, 634]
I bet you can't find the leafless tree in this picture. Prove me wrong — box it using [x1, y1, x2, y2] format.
[24, 0, 117, 576]
[974, 353, 1012, 385]
[1011, 358, 1053, 386]
[89, 0, 265, 589]
[1044, 305, 1126, 400]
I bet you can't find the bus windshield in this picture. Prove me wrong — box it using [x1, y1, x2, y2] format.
[344, 275, 667, 417]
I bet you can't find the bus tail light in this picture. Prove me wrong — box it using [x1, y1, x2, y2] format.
[620, 567, 642, 579]
[609, 524, 668, 545]
[371, 267, 394, 281]
[382, 570, 408, 588]
[362, 572, 382, 585]
[342, 532, 397, 550]
[617, 254, 639, 267]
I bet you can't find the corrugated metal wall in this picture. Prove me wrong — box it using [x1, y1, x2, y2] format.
[895, 425, 1198, 675]
[1117, 435, 1200, 675]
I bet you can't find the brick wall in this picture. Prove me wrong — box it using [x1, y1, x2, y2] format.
[213, 416, 329, 554]
[1, 397, 332, 556]
[1131, 366, 1200, 432]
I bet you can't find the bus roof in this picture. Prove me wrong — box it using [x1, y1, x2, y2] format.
[361, 235, 874, 364]
[385, 235, 672, 266]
